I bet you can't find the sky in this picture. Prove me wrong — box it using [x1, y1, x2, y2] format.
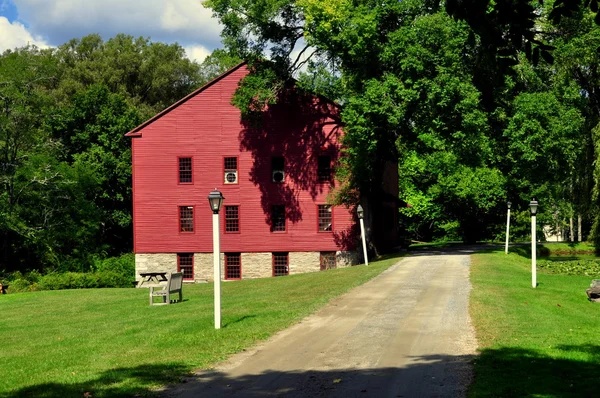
[0, 0, 223, 63]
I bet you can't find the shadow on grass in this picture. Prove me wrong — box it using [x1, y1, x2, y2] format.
[164, 353, 474, 397]
[223, 315, 257, 328]
[4, 363, 190, 398]
[472, 346, 600, 397]
[6, 347, 599, 397]
[407, 243, 505, 257]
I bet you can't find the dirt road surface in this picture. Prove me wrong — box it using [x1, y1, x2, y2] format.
[165, 253, 477, 397]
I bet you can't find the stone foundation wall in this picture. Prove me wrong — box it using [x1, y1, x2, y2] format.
[135, 253, 177, 280]
[289, 252, 320, 275]
[241, 253, 273, 278]
[135, 251, 358, 282]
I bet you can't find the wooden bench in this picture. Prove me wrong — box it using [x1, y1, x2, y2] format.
[149, 272, 183, 305]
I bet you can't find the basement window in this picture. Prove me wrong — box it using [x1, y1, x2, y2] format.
[320, 252, 336, 270]
[273, 252, 289, 276]
[225, 253, 241, 280]
[178, 253, 194, 280]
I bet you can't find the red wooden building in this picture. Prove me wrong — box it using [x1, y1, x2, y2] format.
[127, 62, 395, 282]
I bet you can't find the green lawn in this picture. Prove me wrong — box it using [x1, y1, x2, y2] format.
[0, 256, 401, 398]
[469, 249, 600, 397]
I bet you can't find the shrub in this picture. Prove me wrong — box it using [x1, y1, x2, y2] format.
[93, 253, 134, 277]
[4, 254, 135, 292]
[538, 259, 600, 277]
[6, 278, 34, 293]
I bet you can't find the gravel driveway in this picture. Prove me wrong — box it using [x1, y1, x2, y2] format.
[165, 253, 477, 397]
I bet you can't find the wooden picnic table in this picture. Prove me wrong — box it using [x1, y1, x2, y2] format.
[137, 272, 168, 288]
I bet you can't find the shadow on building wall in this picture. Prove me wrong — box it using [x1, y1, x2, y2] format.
[238, 88, 343, 230]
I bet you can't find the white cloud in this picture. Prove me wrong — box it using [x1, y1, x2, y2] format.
[183, 44, 211, 64]
[12, 0, 222, 48]
[0, 16, 49, 52]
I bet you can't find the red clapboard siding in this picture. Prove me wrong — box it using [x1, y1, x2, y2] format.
[130, 64, 356, 254]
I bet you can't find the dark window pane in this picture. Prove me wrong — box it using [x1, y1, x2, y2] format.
[271, 205, 286, 232]
[317, 156, 331, 182]
[178, 253, 194, 279]
[179, 157, 192, 183]
[224, 157, 238, 171]
[225, 253, 241, 279]
[318, 205, 332, 231]
[179, 206, 194, 232]
[225, 205, 239, 232]
[320, 252, 336, 270]
[273, 252, 289, 276]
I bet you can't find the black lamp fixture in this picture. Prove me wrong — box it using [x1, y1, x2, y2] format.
[529, 199, 538, 216]
[357, 204, 364, 219]
[208, 189, 224, 214]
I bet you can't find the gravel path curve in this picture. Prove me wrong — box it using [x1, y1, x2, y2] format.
[165, 253, 477, 398]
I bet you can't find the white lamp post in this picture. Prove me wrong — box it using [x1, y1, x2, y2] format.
[208, 189, 224, 329]
[530, 199, 538, 288]
[357, 205, 368, 266]
[505, 201, 511, 254]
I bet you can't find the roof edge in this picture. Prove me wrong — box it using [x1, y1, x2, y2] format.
[125, 61, 248, 137]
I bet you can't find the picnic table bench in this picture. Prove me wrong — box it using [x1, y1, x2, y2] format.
[137, 272, 169, 288]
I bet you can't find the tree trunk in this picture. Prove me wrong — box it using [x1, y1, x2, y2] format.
[578, 215, 583, 242]
[570, 217, 575, 242]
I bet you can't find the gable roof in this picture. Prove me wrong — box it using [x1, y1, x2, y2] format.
[125, 61, 248, 137]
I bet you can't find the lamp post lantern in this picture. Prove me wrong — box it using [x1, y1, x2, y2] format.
[530, 199, 538, 288]
[208, 189, 224, 329]
[505, 201, 512, 255]
[357, 205, 368, 266]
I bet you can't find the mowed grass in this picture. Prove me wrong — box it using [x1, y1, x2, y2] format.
[0, 255, 402, 398]
[469, 249, 600, 397]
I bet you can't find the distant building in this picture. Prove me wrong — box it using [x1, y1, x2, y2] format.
[126, 62, 398, 282]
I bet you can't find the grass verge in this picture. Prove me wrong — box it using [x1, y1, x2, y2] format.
[0, 254, 402, 398]
[469, 249, 600, 397]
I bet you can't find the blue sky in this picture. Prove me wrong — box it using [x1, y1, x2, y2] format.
[0, 0, 223, 62]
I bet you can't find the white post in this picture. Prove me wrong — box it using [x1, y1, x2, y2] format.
[531, 214, 537, 288]
[359, 218, 368, 266]
[505, 207, 511, 254]
[213, 212, 221, 329]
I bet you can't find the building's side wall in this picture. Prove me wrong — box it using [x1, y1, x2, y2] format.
[135, 252, 358, 281]
[131, 65, 358, 256]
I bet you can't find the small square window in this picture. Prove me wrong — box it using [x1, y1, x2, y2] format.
[179, 157, 192, 183]
[225, 205, 239, 233]
[273, 252, 289, 276]
[317, 156, 331, 183]
[320, 252, 336, 270]
[179, 206, 194, 232]
[178, 253, 194, 280]
[224, 157, 237, 171]
[271, 205, 286, 232]
[225, 253, 241, 280]
[318, 205, 333, 232]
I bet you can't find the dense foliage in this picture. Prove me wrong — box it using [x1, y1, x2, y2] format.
[206, 0, 600, 248]
[0, 35, 240, 274]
